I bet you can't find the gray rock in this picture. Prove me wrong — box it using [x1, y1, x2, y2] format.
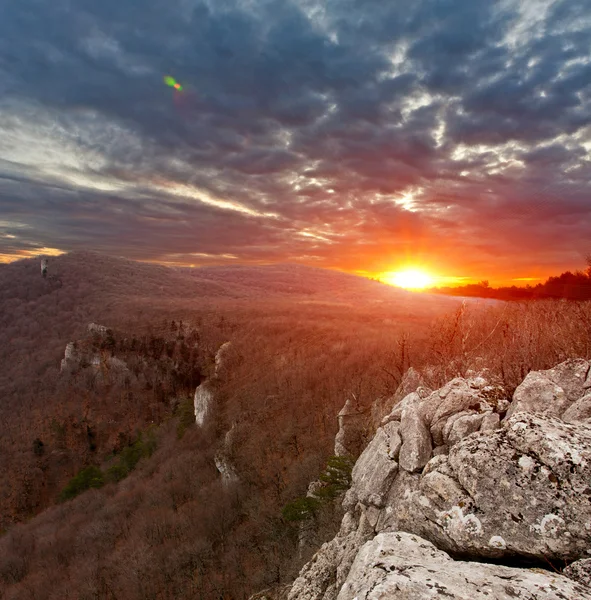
[288, 512, 374, 600]
[87, 322, 109, 336]
[439, 413, 591, 560]
[421, 377, 501, 445]
[194, 381, 214, 426]
[446, 412, 485, 447]
[544, 358, 590, 402]
[375, 470, 421, 532]
[442, 410, 477, 445]
[213, 341, 232, 377]
[334, 396, 368, 457]
[60, 341, 80, 372]
[419, 378, 476, 426]
[381, 413, 591, 562]
[381, 391, 420, 425]
[347, 422, 400, 508]
[507, 359, 591, 419]
[336, 532, 591, 600]
[563, 392, 591, 423]
[564, 557, 591, 589]
[291, 367, 591, 598]
[398, 406, 432, 472]
[377, 368, 428, 425]
[480, 412, 501, 432]
[507, 371, 569, 419]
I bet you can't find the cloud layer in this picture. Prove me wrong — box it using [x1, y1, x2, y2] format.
[1, 0, 590, 282]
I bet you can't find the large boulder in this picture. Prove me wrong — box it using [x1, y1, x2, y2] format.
[337, 532, 591, 600]
[563, 392, 591, 423]
[398, 406, 432, 472]
[345, 422, 400, 509]
[421, 377, 507, 445]
[378, 367, 430, 425]
[381, 413, 591, 561]
[507, 359, 591, 419]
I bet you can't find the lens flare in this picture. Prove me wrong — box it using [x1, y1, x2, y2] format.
[164, 75, 183, 91]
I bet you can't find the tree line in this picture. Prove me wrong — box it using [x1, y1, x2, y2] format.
[428, 259, 591, 301]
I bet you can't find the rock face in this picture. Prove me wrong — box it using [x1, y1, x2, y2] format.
[507, 358, 591, 419]
[194, 342, 231, 426]
[60, 336, 128, 379]
[288, 360, 591, 600]
[194, 381, 214, 426]
[373, 367, 428, 426]
[214, 424, 238, 484]
[334, 395, 368, 458]
[398, 406, 432, 472]
[390, 413, 591, 561]
[564, 558, 591, 589]
[60, 342, 80, 372]
[564, 392, 591, 423]
[288, 512, 374, 600]
[338, 532, 591, 600]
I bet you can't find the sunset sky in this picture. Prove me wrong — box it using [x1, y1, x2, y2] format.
[0, 0, 590, 285]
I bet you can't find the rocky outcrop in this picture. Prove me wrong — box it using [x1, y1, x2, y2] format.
[564, 392, 591, 423]
[334, 395, 368, 458]
[380, 373, 508, 463]
[87, 322, 109, 336]
[288, 511, 374, 600]
[384, 413, 591, 561]
[214, 424, 238, 484]
[194, 381, 215, 426]
[507, 358, 591, 419]
[398, 406, 432, 472]
[193, 342, 231, 425]
[372, 367, 428, 426]
[288, 360, 591, 600]
[60, 338, 128, 379]
[338, 532, 591, 600]
[60, 342, 81, 372]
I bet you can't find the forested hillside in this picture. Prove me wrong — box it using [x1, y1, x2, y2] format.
[0, 253, 590, 598]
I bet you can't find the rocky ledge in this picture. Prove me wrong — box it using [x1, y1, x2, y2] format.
[288, 359, 591, 600]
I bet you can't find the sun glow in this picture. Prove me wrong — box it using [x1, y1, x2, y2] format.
[381, 268, 435, 290]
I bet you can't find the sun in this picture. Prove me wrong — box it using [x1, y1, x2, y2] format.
[381, 268, 435, 290]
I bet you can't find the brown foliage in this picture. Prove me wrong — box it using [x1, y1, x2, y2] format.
[2, 253, 591, 599]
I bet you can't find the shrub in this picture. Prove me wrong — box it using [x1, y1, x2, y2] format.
[282, 496, 321, 522]
[59, 466, 104, 502]
[316, 455, 354, 500]
[282, 455, 354, 521]
[106, 430, 157, 483]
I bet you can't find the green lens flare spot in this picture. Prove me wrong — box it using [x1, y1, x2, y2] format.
[164, 75, 177, 87]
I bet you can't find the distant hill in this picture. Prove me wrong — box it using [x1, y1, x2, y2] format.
[1, 250, 468, 312]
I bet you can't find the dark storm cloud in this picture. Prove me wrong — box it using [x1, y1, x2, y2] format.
[0, 0, 590, 280]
